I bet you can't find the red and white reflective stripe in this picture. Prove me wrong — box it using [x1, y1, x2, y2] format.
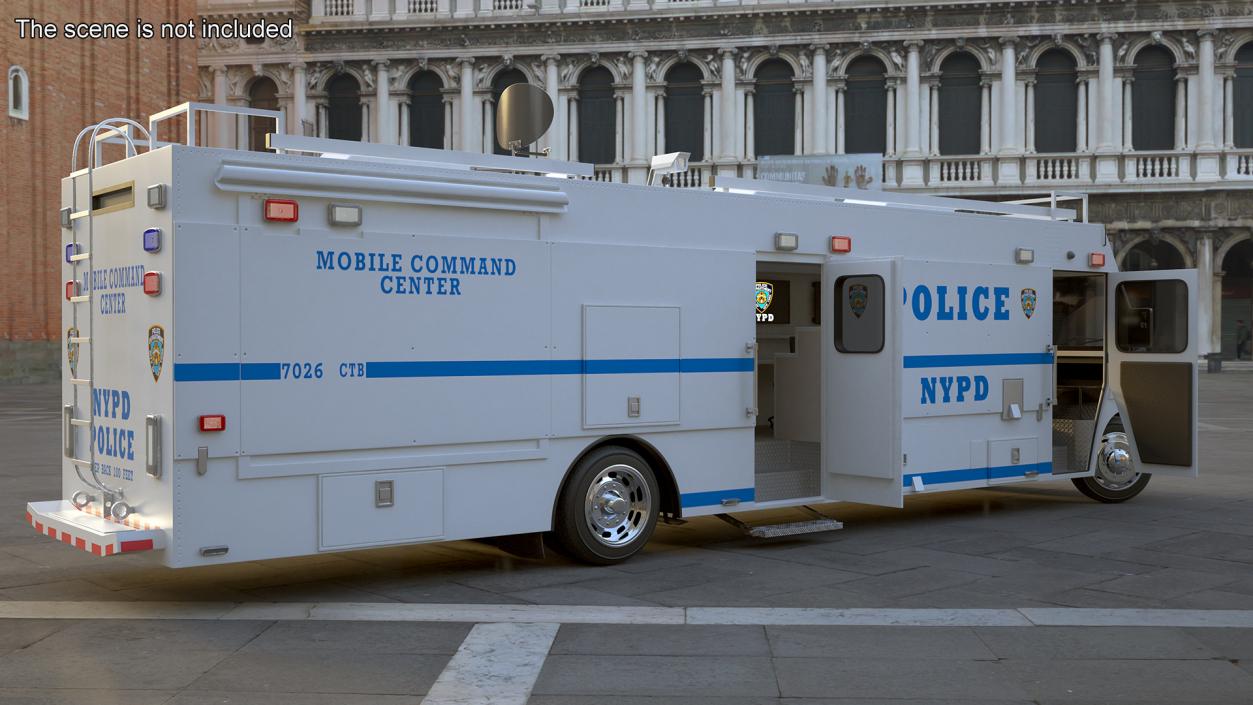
[24, 511, 139, 555]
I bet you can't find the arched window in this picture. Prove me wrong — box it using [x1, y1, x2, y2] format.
[1234, 43, 1253, 148]
[408, 71, 444, 149]
[247, 77, 279, 152]
[1123, 239, 1186, 271]
[753, 59, 795, 157]
[578, 66, 615, 164]
[491, 68, 527, 155]
[938, 52, 981, 155]
[327, 74, 362, 141]
[1034, 50, 1078, 153]
[1221, 238, 1253, 360]
[665, 62, 704, 162]
[8, 66, 29, 120]
[1132, 46, 1176, 151]
[844, 56, 887, 154]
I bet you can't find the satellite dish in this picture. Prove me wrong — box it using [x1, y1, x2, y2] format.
[496, 83, 553, 155]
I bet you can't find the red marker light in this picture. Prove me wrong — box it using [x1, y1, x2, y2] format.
[65, 281, 78, 300]
[264, 199, 299, 222]
[198, 415, 226, 432]
[830, 236, 853, 254]
[1089, 252, 1106, 268]
[143, 271, 162, 295]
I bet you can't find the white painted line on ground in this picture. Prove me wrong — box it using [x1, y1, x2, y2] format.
[1021, 608, 1253, 628]
[686, 607, 1033, 627]
[5, 601, 1253, 628]
[306, 602, 685, 625]
[420, 622, 559, 705]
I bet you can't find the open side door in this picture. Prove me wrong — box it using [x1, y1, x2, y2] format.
[823, 258, 902, 507]
[1106, 270, 1199, 477]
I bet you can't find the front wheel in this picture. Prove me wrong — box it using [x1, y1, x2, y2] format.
[1072, 428, 1151, 503]
[551, 446, 660, 565]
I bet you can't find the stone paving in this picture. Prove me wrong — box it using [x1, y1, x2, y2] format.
[1, 375, 1252, 703]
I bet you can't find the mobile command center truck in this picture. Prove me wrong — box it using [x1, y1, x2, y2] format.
[27, 104, 1200, 567]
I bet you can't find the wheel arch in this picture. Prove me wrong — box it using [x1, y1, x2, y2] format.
[552, 435, 682, 526]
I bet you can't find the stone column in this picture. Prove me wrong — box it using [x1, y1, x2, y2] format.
[630, 52, 647, 165]
[1175, 76, 1188, 150]
[615, 92, 625, 163]
[290, 62, 307, 136]
[568, 95, 579, 160]
[1025, 79, 1036, 153]
[930, 82, 941, 155]
[811, 44, 828, 154]
[835, 83, 846, 154]
[1097, 33, 1116, 151]
[999, 37, 1020, 154]
[212, 65, 229, 147]
[656, 90, 666, 154]
[885, 82, 896, 155]
[1122, 77, 1134, 150]
[719, 48, 737, 162]
[443, 97, 454, 149]
[744, 88, 755, 160]
[400, 102, 410, 145]
[980, 81, 992, 154]
[704, 88, 715, 160]
[1196, 231, 1215, 356]
[1224, 74, 1236, 148]
[543, 55, 562, 159]
[1196, 29, 1220, 179]
[458, 57, 476, 151]
[901, 40, 924, 185]
[1075, 77, 1087, 151]
[374, 60, 392, 144]
[793, 87, 803, 155]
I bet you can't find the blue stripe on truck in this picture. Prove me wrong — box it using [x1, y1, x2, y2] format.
[903, 352, 1055, 368]
[173, 357, 754, 382]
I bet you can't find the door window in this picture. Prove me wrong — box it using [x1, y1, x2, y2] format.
[834, 275, 884, 353]
[1114, 280, 1188, 353]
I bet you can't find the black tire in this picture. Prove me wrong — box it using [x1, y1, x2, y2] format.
[551, 446, 660, 565]
[1071, 420, 1151, 503]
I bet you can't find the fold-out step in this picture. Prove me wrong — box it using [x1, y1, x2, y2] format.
[716, 506, 844, 539]
[25, 500, 164, 557]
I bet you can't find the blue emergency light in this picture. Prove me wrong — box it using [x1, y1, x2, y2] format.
[142, 228, 161, 253]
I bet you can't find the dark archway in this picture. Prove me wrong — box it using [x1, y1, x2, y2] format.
[578, 66, 615, 164]
[1235, 43, 1253, 148]
[1122, 239, 1187, 272]
[753, 59, 795, 157]
[665, 62, 704, 161]
[408, 71, 444, 149]
[247, 77, 279, 152]
[1132, 46, 1176, 151]
[327, 74, 362, 142]
[938, 52, 982, 155]
[1034, 50, 1078, 153]
[1221, 239, 1253, 360]
[844, 56, 887, 154]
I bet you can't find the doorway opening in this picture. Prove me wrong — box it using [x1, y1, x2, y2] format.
[754, 262, 823, 502]
[1052, 271, 1106, 473]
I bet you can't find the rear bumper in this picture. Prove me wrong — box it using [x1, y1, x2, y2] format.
[25, 500, 165, 556]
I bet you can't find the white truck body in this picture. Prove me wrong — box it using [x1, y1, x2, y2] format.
[28, 106, 1200, 567]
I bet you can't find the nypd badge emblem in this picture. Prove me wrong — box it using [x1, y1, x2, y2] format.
[66, 327, 79, 377]
[849, 283, 869, 319]
[147, 325, 165, 382]
[755, 282, 774, 314]
[1020, 288, 1037, 319]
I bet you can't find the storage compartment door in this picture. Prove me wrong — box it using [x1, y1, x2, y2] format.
[823, 258, 902, 507]
[1106, 270, 1198, 477]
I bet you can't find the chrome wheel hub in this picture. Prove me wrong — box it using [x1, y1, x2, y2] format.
[1095, 432, 1139, 490]
[585, 463, 652, 547]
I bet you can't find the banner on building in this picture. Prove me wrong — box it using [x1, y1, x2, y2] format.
[755, 154, 883, 191]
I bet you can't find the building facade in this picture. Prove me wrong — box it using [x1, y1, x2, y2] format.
[1, 0, 199, 382]
[200, 0, 1252, 358]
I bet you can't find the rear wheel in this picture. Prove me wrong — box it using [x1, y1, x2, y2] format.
[1072, 422, 1151, 503]
[552, 446, 659, 565]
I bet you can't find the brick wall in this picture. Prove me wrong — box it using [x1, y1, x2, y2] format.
[0, 0, 197, 382]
